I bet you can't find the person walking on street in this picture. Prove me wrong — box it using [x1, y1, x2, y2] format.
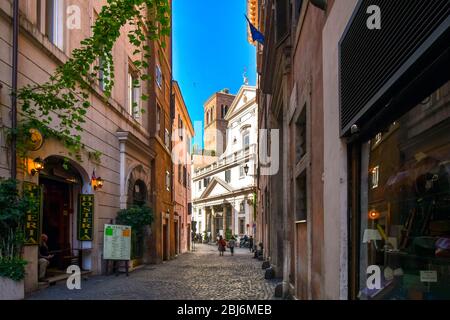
[249, 236, 254, 252]
[228, 236, 236, 256]
[218, 235, 226, 256]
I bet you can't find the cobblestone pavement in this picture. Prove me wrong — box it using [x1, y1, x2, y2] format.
[27, 244, 278, 300]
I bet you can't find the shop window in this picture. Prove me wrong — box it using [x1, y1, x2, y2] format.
[357, 80, 450, 300]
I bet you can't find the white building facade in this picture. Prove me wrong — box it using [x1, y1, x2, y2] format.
[192, 86, 258, 242]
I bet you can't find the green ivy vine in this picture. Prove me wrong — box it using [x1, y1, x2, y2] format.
[13, 0, 170, 163]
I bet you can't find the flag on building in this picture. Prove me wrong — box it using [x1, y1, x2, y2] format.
[245, 15, 264, 45]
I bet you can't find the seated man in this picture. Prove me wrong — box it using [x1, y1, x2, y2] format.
[38, 234, 54, 280]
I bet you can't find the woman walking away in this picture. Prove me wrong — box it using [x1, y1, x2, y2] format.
[218, 235, 226, 256]
[228, 236, 236, 256]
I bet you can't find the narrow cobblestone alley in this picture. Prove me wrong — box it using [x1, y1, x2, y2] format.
[27, 244, 278, 300]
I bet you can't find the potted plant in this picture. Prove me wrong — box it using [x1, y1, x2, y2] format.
[0, 179, 36, 300]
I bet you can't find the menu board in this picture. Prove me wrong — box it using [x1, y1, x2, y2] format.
[103, 224, 131, 260]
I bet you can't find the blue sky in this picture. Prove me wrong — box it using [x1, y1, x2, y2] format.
[173, 0, 257, 148]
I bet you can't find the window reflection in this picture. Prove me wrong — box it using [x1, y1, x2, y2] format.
[359, 80, 450, 300]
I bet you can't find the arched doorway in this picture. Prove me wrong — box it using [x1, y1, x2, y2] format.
[126, 177, 149, 262]
[38, 156, 89, 275]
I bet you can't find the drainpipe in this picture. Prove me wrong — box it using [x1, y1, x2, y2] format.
[169, 1, 175, 258]
[11, 0, 19, 180]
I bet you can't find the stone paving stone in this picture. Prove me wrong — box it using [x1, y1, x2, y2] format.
[27, 244, 279, 300]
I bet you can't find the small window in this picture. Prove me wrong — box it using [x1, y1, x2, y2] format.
[165, 171, 170, 191]
[198, 180, 201, 190]
[46, 0, 64, 49]
[156, 105, 162, 136]
[203, 177, 210, 188]
[99, 55, 111, 92]
[243, 132, 250, 149]
[165, 128, 170, 148]
[240, 201, 245, 214]
[183, 166, 187, 188]
[128, 70, 140, 119]
[156, 64, 163, 89]
[239, 166, 245, 178]
[225, 170, 231, 183]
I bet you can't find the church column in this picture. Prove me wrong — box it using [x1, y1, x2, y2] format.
[211, 206, 215, 241]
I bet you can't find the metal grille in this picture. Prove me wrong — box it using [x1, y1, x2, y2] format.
[339, 0, 450, 135]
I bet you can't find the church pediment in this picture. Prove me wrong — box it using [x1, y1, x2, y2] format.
[199, 177, 234, 199]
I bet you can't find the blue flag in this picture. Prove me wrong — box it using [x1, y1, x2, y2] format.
[245, 15, 264, 45]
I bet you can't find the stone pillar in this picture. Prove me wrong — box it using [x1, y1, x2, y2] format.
[222, 205, 227, 238]
[116, 133, 128, 210]
[211, 206, 215, 241]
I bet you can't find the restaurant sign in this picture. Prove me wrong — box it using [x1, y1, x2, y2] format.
[23, 182, 42, 245]
[78, 194, 94, 241]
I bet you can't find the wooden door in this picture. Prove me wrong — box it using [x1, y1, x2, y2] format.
[41, 178, 71, 269]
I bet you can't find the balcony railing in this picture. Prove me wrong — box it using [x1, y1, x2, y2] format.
[193, 144, 256, 178]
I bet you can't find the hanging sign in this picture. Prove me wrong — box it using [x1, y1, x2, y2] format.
[78, 194, 94, 241]
[103, 224, 131, 260]
[23, 182, 42, 245]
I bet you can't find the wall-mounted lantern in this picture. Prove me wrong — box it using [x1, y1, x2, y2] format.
[30, 157, 44, 176]
[91, 170, 104, 191]
[244, 162, 249, 176]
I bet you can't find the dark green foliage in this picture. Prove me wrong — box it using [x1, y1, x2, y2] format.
[0, 179, 36, 281]
[116, 205, 154, 237]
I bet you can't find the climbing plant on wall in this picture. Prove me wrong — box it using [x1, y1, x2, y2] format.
[12, 0, 170, 163]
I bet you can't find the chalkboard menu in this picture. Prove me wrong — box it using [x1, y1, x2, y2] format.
[103, 224, 131, 260]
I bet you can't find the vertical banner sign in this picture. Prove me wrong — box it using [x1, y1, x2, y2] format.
[23, 182, 41, 245]
[78, 194, 94, 241]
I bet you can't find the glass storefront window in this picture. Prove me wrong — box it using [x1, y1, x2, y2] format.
[358, 80, 450, 300]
